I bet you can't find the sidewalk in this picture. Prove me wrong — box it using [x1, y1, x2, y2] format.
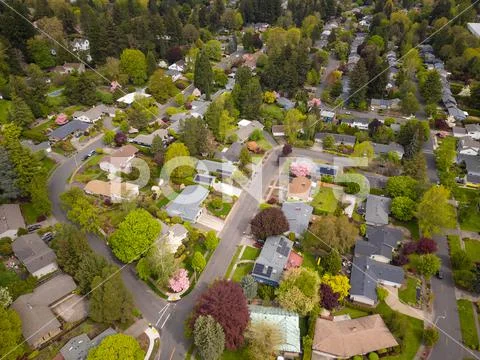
[383, 285, 425, 320]
[144, 326, 160, 360]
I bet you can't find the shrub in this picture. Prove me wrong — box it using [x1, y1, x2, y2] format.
[423, 327, 439, 346]
[17, 228, 28, 236]
[368, 352, 379, 360]
[377, 286, 388, 301]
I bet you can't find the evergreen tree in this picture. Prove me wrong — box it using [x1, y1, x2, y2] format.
[0, 146, 19, 202]
[181, 117, 213, 156]
[194, 315, 226, 360]
[146, 50, 157, 76]
[420, 70, 442, 104]
[8, 96, 34, 129]
[349, 59, 369, 108]
[29, 174, 51, 218]
[64, 72, 97, 106]
[194, 49, 214, 100]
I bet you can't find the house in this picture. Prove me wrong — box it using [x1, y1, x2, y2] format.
[315, 133, 356, 147]
[312, 315, 399, 359]
[12, 274, 83, 348]
[372, 142, 405, 159]
[99, 145, 139, 174]
[164, 223, 188, 254]
[272, 125, 285, 137]
[49, 120, 91, 142]
[287, 176, 313, 202]
[458, 155, 480, 185]
[196, 159, 236, 178]
[277, 97, 295, 110]
[282, 202, 313, 237]
[60, 328, 116, 360]
[21, 140, 51, 153]
[252, 235, 294, 286]
[350, 256, 404, 305]
[72, 106, 105, 123]
[165, 185, 209, 223]
[0, 204, 26, 239]
[57, 63, 85, 74]
[216, 142, 243, 163]
[467, 23, 480, 38]
[71, 38, 90, 52]
[249, 305, 301, 359]
[190, 100, 211, 118]
[116, 90, 151, 106]
[354, 225, 403, 263]
[370, 98, 400, 111]
[84, 180, 139, 202]
[342, 118, 370, 130]
[365, 195, 392, 226]
[168, 60, 185, 73]
[458, 137, 480, 156]
[235, 120, 264, 143]
[132, 128, 169, 147]
[453, 126, 468, 138]
[13, 233, 58, 278]
[465, 124, 480, 140]
[320, 110, 336, 122]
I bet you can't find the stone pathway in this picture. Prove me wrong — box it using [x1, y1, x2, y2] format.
[383, 285, 426, 320]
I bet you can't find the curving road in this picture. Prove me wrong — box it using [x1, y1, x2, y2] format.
[48, 137, 282, 360]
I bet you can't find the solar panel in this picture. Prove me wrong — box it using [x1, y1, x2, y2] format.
[253, 263, 272, 278]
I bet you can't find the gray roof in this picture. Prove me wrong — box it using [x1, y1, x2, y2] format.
[458, 137, 480, 150]
[453, 126, 467, 136]
[252, 235, 293, 285]
[277, 97, 295, 109]
[170, 223, 188, 238]
[350, 256, 404, 302]
[466, 124, 480, 133]
[49, 120, 90, 140]
[216, 142, 242, 163]
[282, 202, 313, 236]
[467, 173, 480, 184]
[355, 226, 402, 260]
[315, 133, 356, 146]
[191, 100, 210, 116]
[132, 128, 168, 146]
[342, 118, 370, 126]
[235, 120, 264, 142]
[372, 142, 404, 156]
[12, 233, 57, 274]
[61, 328, 117, 360]
[196, 159, 235, 177]
[447, 106, 466, 121]
[365, 195, 391, 225]
[194, 173, 215, 186]
[165, 185, 209, 222]
[460, 155, 480, 175]
[0, 204, 25, 235]
[21, 140, 51, 153]
[371, 98, 400, 107]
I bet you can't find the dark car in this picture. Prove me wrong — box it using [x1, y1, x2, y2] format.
[27, 224, 41, 232]
[436, 270, 444, 279]
[41, 232, 54, 243]
[82, 150, 96, 161]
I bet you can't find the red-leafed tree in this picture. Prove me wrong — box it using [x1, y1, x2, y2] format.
[402, 241, 417, 255]
[190, 280, 249, 350]
[282, 144, 292, 156]
[114, 131, 127, 146]
[250, 207, 289, 240]
[416, 237, 437, 254]
[320, 283, 340, 310]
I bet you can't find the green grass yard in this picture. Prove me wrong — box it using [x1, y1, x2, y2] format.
[207, 201, 233, 218]
[311, 187, 338, 214]
[457, 299, 479, 349]
[333, 306, 369, 319]
[454, 187, 480, 232]
[392, 219, 420, 240]
[225, 247, 242, 278]
[20, 203, 44, 224]
[232, 262, 253, 282]
[221, 348, 249, 360]
[448, 235, 462, 254]
[398, 276, 419, 305]
[464, 239, 480, 263]
[41, 157, 57, 175]
[240, 246, 260, 261]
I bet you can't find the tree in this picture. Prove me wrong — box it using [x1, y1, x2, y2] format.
[146, 50, 157, 76]
[423, 327, 439, 346]
[205, 231, 219, 251]
[87, 334, 144, 360]
[120, 49, 147, 85]
[27, 36, 55, 68]
[245, 321, 283, 360]
[76, 253, 108, 294]
[321, 249, 342, 274]
[291, 162, 311, 177]
[400, 92, 419, 115]
[110, 209, 161, 263]
[52, 224, 92, 275]
[386, 176, 419, 200]
[148, 69, 179, 103]
[194, 315, 225, 360]
[420, 70, 442, 105]
[284, 109, 306, 143]
[190, 280, 249, 350]
[251, 207, 289, 240]
[8, 96, 34, 129]
[409, 254, 441, 279]
[391, 196, 416, 221]
[89, 265, 134, 324]
[169, 269, 190, 293]
[0, 287, 12, 308]
[0, 146, 20, 202]
[137, 245, 178, 288]
[320, 273, 350, 300]
[276, 267, 320, 316]
[0, 306, 25, 360]
[349, 59, 369, 108]
[194, 49, 214, 100]
[115, 131, 127, 146]
[323, 135, 335, 149]
[320, 283, 340, 310]
[417, 186, 455, 236]
[164, 142, 195, 179]
[192, 251, 206, 273]
[282, 144, 292, 156]
[64, 72, 97, 106]
[239, 146, 251, 170]
[181, 117, 214, 156]
[452, 249, 474, 271]
[204, 40, 222, 61]
[416, 237, 438, 254]
[29, 174, 51, 218]
[240, 275, 257, 300]
[305, 215, 358, 254]
[353, 141, 374, 159]
[403, 153, 428, 182]
[240, 78, 263, 119]
[60, 188, 102, 234]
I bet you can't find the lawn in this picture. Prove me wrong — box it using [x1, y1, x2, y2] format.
[0, 99, 11, 123]
[398, 276, 419, 305]
[232, 262, 253, 282]
[311, 187, 338, 215]
[41, 157, 57, 175]
[454, 187, 480, 232]
[333, 306, 369, 319]
[392, 219, 420, 240]
[21, 203, 44, 224]
[457, 299, 479, 349]
[448, 235, 462, 254]
[256, 138, 272, 151]
[240, 246, 260, 261]
[464, 239, 480, 263]
[225, 246, 242, 278]
[73, 154, 106, 183]
[207, 200, 233, 218]
[301, 252, 319, 270]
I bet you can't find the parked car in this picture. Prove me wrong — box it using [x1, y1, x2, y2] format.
[27, 224, 41, 232]
[82, 150, 96, 160]
[41, 232, 54, 243]
[436, 270, 444, 279]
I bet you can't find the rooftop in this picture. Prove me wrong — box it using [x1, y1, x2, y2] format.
[235, 120, 264, 142]
[0, 204, 25, 235]
[282, 202, 313, 236]
[12, 233, 57, 274]
[252, 235, 293, 285]
[49, 120, 90, 140]
[365, 195, 391, 225]
[165, 185, 209, 222]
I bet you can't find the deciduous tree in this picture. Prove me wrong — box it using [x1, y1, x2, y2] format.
[391, 196, 416, 221]
[120, 49, 147, 85]
[148, 69, 179, 103]
[0, 306, 25, 360]
[164, 142, 195, 179]
[417, 185, 455, 236]
[320, 283, 340, 310]
[321, 249, 342, 274]
[245, 320, 283, 360]
[409, 253, 441, 279]
[87, 334, 144, 360]
[250, 207, 289, 240]
[305, 215, 358, 254]
[320, 273, 350, 300]
[386, 176, 419, 200]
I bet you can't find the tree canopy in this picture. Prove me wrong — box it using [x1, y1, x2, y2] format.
[417, 185, 455, 236]
[87, 334, 144, 360]
[250, 207, 289, 240]
[276, 267, 320, 315]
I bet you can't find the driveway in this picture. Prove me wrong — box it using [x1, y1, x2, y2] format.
[196, 212, 224, 232]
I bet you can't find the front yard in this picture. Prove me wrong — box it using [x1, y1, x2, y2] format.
[457, 299, 479, 349]
[454, 187, 480, 233]
[398, 276, 419, 306]
[311, 187, 338, 215]
[464, 239, 480, 262]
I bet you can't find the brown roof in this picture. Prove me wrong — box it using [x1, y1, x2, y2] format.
[0, 204, 25, 234]
[84, 180, 138, 198]
[312, 315, 399, 358]
[288, 176, 312, 200]
[111, 144, 138, 158]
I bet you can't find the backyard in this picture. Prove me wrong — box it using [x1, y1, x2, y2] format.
[454, 187, 480, 232]
[311, 187, 338, 215]
[457, 299, 479, 349]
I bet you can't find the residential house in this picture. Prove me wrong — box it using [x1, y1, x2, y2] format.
[272, 125, 285, 137]
[72, 107, 104, 123]
[196, 159, 236, 178]
[165, 223, 188, 254]
[312, 315, 399, 359]
[215, 142, 242, 163]
[12, 274, 83, 348]
[99, 144, 139, 174]
[350, 255, 404, 305]
[60, 328, 116, 360]
[458, 155, 480, 185]
[467, 23, 480, 38]
[365, 195, 392, 226]
[116, 90, 151, 106]
[0, 204, 26, 239]
[372, 142, 405, 159]
[466, 124, 480, 140]
[71, 38, 90, 52]
[168, 60, 185, 73]
[21, 140, 51, 153]
[252, 235, 294, 286]
[190, 99, 211, 118]
[49, 120, 91, 142]
[249, 305, 301, 359]
[52, 63, 85, 74]
[282, 202, 313, 238]
[132, 128, 169, 147]
[165, 185, 209, 223]
[84, 180, 139, 202]
[277, 97, 295, 110]
[235, 120, 264, 143]
[320, 110, 336, 122]
[13, 233, 58, 278]
[370, 98, 400, 111]
[342, 118, 370, 130]
[354, 225, 403, 263]
[315, 133, 356, 147]
[287, 176, 313, 202]
[458, 137, 480, 156]
[453, 126, 468, 138]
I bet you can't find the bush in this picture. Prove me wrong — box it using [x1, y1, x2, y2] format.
[423, 327, 439, 346]
[17, 228, 28, 236]
[359, 223, 366, 236]
[368, 352, 379, 360]
[257, 283, 275, 300]
[0, 237, 12, 255]
[377, 286, 388, 301]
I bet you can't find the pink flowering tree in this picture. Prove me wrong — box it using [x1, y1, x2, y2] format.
[291, 162, 312, 177]
[169, 269, 190, 293]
